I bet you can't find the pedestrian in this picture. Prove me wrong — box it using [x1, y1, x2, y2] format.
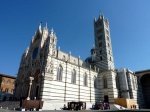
[64, 104, 66, 110]
[83, 103, 85, 110]
[92, 104, 95, 109]
[80, 105, 83, 110]
[19, 97, 23, 108]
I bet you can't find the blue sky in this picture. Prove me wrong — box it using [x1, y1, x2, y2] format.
[0, 0, 150, 76]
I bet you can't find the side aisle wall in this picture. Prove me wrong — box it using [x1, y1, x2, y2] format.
[40, 58, 100, 110]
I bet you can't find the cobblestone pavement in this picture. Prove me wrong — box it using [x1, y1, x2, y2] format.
[1, 109, 150, 112]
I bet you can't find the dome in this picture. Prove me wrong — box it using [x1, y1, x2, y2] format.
[85, 56, 96, 63]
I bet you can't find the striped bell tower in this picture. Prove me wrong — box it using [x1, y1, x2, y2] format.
[94, 14, 114, 71]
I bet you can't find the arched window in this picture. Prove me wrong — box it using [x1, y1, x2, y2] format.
[62, 55, 66, 61]
[83, 73, 88, 86]
[108, 43, 110, 47]
[94, 77, 97, 88]
[57, 65, 63, 81]
[135, 76, 138, 88]
[103, 76, 108, 88]
[115, 75, 119, 89]
[13, 81, 15, 86]
[1, 78, 5, 84]
[100, 56, 102, 61]
[71, 69, 76, 84]
[100, 50, 102, 55]
[99, 42, 102, 47]
[5, 88, 8, 93]
[11, 89, 14, 94]
[7, 80, 10, 85]
[132, 76, 136, 90]
[107, 36, 109, 41]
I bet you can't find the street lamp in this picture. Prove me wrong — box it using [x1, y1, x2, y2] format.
[27, 77, 34, 100]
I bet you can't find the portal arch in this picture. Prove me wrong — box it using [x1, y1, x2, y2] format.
[141, 74, 150, 108]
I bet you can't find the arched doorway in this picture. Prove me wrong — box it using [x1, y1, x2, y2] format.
[31, 69, 41, 100]
[141, 74, 150, 108]
[104, 92, 109, 103]
[104, 95, 109, 103]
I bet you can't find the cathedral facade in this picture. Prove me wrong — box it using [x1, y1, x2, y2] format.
[14, 14, 144, 110]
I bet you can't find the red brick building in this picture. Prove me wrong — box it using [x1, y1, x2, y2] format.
[0, 74, 16, 94]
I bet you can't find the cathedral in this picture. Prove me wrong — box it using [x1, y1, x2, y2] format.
[14, 14, 150, 110]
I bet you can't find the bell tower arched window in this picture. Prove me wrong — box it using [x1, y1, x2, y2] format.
[103, 76, 108, 88]
[94, 77, 97, 88]
[57, 65, 63, 81]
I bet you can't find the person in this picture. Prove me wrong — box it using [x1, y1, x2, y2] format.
[76, 104, 79, 111]
[83, 103, 85, 110]
[133, 105, 135, 109]
[92, 104, 95, 109]
[64, 104, 66, 110]
[108, 103, 110, 109]
[99, 101, 103, 110]
[103, 102, 106, 110]
[71, 103, 74, 110]
[19, 97, 23, 108]
[135, 105, 136, 109]
[78, 104, 80, 110]
[74, 104, 77, 110]
[105, 102, 108, 109]
[68, 102, 70, 109]
[80, 105, 83, 110]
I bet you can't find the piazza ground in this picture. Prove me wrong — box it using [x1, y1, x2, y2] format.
[1, 109, 150, 112]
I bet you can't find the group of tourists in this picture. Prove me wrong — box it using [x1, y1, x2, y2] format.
[92, 101, 110, 110]
[63, 101, 110, 110]
[63, 102, 86, 110]
[131, 105, 136, 109]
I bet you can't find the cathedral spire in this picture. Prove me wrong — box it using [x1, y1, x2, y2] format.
[38, 22, 42, 33]
[39, 22, 42, 30]
[99, 13, 104, 20]
[43, 22, 48, 31]
[50, 28, 54, 34]
[93, 44, 95, 49]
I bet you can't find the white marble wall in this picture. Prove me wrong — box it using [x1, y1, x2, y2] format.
[40, 57, 100, 110]
[97, 70, 118, 103]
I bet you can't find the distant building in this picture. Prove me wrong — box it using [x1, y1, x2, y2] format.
[0, 74, 16, 101]
[116, 69, 138, 105]
[0, 73, 16, 94]
[115, 69, 150, 109]
[14, 14, 150, 110]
